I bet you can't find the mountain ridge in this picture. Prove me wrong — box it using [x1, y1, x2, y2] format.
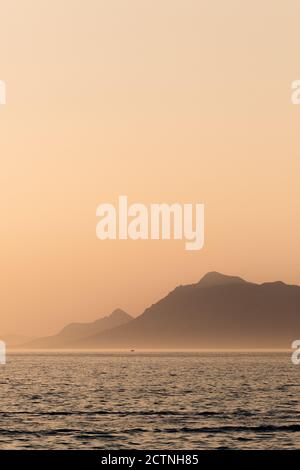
[22, 309, 132, 349]
[19, 272, 300, 350]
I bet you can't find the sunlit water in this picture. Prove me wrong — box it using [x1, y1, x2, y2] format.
[0, 352, 299, 449]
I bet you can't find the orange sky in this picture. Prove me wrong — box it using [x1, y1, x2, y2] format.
[1, 0, 300, 336]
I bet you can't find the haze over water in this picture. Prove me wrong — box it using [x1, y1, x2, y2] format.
[0, 352, 299, 450]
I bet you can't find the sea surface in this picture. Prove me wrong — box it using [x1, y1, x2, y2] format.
[0, 352, 299, 449]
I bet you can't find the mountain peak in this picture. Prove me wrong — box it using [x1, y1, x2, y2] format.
[198, 271, 248, 288]
[21, 308, 132, 349]
[109, 309, 132, 320]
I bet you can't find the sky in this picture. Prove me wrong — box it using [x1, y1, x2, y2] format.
[1, 0, 300, 336]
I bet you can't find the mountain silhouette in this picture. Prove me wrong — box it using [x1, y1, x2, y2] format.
[23, 309, 132, 349]
[197, 271, 248, 288]
[70, 272, 300, 349]
[21, 272, 300, 350]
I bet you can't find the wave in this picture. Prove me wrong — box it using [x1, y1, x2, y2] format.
[159, 424, 300, 434]
[0, 409, 251, 417]
[1, 423, 300, 439]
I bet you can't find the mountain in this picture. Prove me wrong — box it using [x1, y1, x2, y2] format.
[197, 271, 248, 288]
[68, 272, 300, 350]
[22, 309, 132, 349]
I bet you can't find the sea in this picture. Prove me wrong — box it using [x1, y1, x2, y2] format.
[0, 351, 299, 450]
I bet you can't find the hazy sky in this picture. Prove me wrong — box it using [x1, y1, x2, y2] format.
[1, 0, 300, 336]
